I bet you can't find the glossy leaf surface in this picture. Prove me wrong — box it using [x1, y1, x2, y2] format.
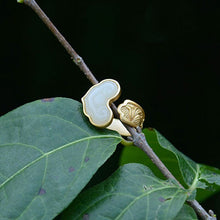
[62, 163, 188, 220]
[0, 98, 121, 220]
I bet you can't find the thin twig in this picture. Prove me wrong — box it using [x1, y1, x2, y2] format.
[19, 0, 216, 219]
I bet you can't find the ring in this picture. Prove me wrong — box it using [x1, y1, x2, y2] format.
[81, 79, 145, 136]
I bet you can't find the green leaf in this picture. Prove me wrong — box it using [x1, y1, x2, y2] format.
[196, 164, 220, 201]
[199, 165, 220, 186]
[0, 98, 121, 220]
[120, 128, 186, 185]
[155, 129, 198, 186]
[120, 128, 220, 201]
[62, 163, 188, 220]
[174, 204, 197, 220]
[155, 130, 220, 193]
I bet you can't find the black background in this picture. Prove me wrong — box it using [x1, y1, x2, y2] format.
[1, 0, 220, 216]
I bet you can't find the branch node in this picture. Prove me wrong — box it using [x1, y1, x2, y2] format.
[74, 56, 82, 65]
[136, 126, 142, 133]
[133, 132, 146, 148]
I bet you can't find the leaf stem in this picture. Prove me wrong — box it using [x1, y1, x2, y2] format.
[20, 1, 216, 219]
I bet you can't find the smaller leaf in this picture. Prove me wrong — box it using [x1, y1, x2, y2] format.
[120, 128, 220, 202]
[199, 165, 220, 186]
[155, 130, 220, 192]
[155, 130, 198, 187]
[62, 163, 188, 220]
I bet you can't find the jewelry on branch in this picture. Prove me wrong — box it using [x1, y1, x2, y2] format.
[81, 79, 145, 136]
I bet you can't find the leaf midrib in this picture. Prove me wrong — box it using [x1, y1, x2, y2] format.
[0, 134, 120, 189]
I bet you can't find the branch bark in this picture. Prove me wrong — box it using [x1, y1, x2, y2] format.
[19, 0, 216, 219]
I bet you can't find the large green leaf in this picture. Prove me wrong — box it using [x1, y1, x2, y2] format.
[62, 163, 188, 220]
[120, 128, 220, 201]
[0, 98, 121, 220]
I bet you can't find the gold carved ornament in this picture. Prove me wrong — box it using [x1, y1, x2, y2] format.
[118, 99, 145, 129]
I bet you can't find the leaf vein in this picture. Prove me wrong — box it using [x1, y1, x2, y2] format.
[0, 135, 120, 189]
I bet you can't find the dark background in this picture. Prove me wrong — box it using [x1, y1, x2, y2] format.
[1, 0, 220, 216]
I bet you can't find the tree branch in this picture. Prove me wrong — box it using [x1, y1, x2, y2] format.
[18, 0, 216, 219]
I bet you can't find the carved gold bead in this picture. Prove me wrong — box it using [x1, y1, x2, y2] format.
[118, 99, 145, 128]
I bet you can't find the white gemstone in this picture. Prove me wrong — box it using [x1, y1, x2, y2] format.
[82, 79, 120, 127]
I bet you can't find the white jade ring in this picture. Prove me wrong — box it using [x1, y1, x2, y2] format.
[81, 79, 144, 136]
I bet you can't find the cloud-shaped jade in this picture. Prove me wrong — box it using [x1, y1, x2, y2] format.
[81, 79, 121, 127]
